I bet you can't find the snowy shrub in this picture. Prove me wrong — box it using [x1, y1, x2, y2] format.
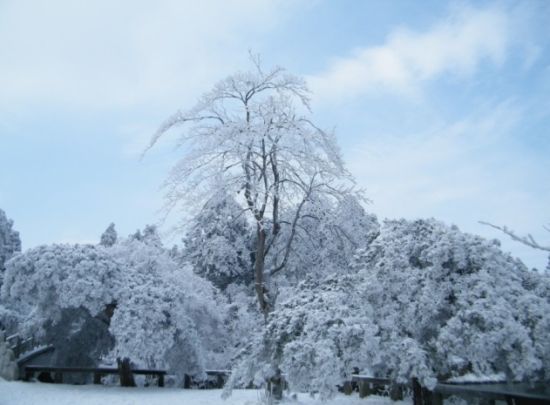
[229, 218, 550, 397]
[100, 223, 118, 247]
[183, 191, 252, 290]
[227, 276, 380, 399]
[1, 244, 120, 338]
[107, 235, 228, 382]
[355, 218, 550, 386]
[276, 195, 379, 283]
[0, 231, 228, 383]
[0, 243, 119, 381]
[224, 283, 263, 355]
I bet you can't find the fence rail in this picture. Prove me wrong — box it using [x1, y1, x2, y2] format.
[350, 374, 550, 404]
[24, 365, 166, 387]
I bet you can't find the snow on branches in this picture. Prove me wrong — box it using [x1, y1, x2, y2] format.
[231, 218, 550, 397]
[355, 218, 550, 386]
[146, 57, 360, 315]
[0, 229, 227, 383]
[0, 209, 21, 283]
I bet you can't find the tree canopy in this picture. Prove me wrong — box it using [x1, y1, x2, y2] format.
[230, 218, 550, 398]
[147, 57, 359, 315]
[0, 209, 21, 283]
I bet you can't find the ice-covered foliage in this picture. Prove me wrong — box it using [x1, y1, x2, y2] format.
[281, 195, 378, 282]
[107, 233, 228, 381]
[100, 223, 118, 247]
[354, 218, 550, 386]
[0, 209, 21, 282]
[1, 244, 120, 338]
[227, 275, 380, 399]
[230, 218, 550, 397]
[0, 231, 227, 383]
[129, 224, 163, 248]
[224, 283, 263, 356]
[183, 191, 252, 289]
[148, 58, 359, 315]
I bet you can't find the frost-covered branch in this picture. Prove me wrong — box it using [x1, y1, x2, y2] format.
[479, 221, 550, 252]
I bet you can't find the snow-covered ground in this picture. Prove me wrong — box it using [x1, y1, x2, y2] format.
[0, 380, 411, 405]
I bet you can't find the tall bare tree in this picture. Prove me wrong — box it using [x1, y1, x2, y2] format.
[146, 57, 358, 317]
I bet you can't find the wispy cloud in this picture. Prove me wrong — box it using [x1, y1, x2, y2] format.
[0, 0, 303, 110]
[347, 99, 549, 269]
[309, 4, 511, 102]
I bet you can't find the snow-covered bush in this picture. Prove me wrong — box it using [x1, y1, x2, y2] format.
[100, 223, 118, 247]
[227, 276, 380, 399]
[281, 195, 379, 282]
[224, 283, 263, 358]
[0, 230, 228, 383]
[1, 244, 120, 338]
[0, 244, 119, 381]
[229, 218, 550, 397]
[183, 191, 252, 290]
[107, 234, 228, 382]
[355, 218, 550, 387]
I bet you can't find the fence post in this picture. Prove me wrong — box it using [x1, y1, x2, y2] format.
[359, 381, 371, 398]
[93, 372, 102, 384]
[117, 357, 136, 387]
[158, 373, 164, 387]
[412, 378, 423, 405]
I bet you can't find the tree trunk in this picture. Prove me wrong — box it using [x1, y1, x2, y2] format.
[254, 226, 269, 317]
[267, 368, 284, 401]
[412, 378, 423, 405]
[359, 381, 371, 398]
[117, 357, 136, 387]
[389, 383, 404, 401]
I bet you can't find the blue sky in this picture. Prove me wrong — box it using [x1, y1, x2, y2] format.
[0, 0, 548, 269]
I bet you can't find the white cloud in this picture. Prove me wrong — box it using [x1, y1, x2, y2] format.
[0, 0, 302, 110]
[309, 4, 510, 102]
[347, 100, 549, 269]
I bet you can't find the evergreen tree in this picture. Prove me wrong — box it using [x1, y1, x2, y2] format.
[99, 223, 117, 247]
[183, 191, 252, 290]
[0, 209, 21, 284]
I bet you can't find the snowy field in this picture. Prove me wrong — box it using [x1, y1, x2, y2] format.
[0, 381, 411, 405]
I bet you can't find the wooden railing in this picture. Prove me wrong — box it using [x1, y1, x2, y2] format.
[6, 333, 36, 358]
[24, 365, 166, 387]
[350, 374, 550, 404]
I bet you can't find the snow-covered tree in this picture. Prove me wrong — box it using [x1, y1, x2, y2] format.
[228, 218, 550, 397]
[0, 236, 227, 383]
[1, 244, 120, 339]
[0, 209, 21, 282]
[223, 283, 263, 362]
[0, 243, 118, 380]
[355, 218, 550, 387]
[129, 224, 163, 249]
[227, 275, 380, 400]
[281, 195, 379, 282]
[183, 191, 252, 289]
[146, 57, 359, 316]
[100, 223, 118, 247]
[106, 234, 228, 382]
